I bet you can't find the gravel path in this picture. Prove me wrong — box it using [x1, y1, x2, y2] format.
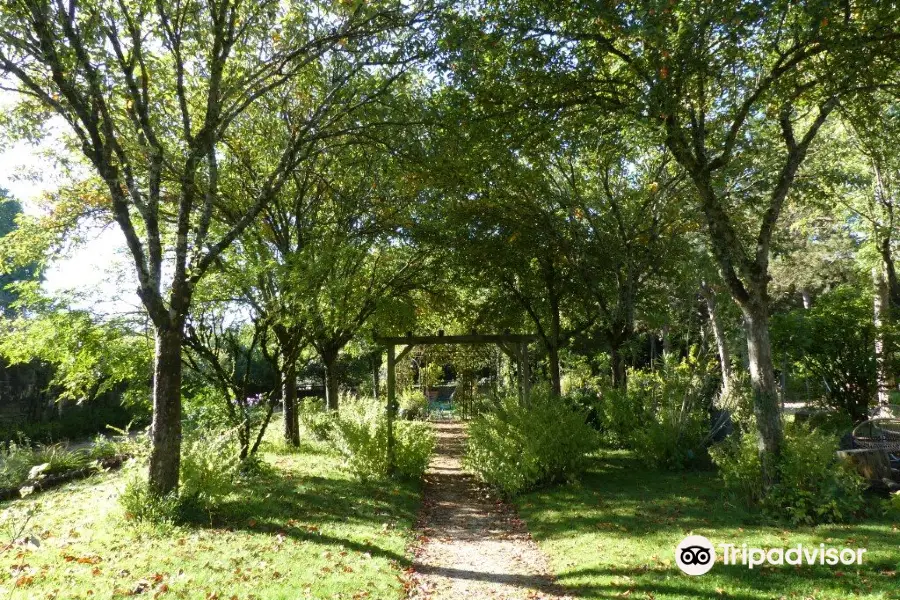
[406, 421, 571, 600]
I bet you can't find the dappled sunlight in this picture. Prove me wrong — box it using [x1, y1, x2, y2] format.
[0, 445, 420, 599]
[517, 451, 899, 599]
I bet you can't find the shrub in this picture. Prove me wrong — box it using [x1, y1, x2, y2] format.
[0, 440, 96, 489]
[118, 430, 239, 524]
[885, 491, 900, 516]
[464, 388, 599, 496]
[120, 474, 180, 525]
[178, 430, 241, 513]
[564, 388, 602, 431]
[0, 441, 39, 489]
[32, 444, 91, 476]
[708, 431, 764, 504]
[329, 397, 434, 480]
[710, 423, 866, 525]
[298, 399, 335, 442]
[86, 435, 120, 460]
[397, 389, 428, 420]
[770, 287, 878, 423]
[594, 351, 716, 469]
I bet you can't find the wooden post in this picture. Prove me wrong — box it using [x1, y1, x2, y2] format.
[387, 344, 396, 476]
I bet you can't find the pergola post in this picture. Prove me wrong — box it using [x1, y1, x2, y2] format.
[386, 344, 396, 475]
[375, 334, 537, 468]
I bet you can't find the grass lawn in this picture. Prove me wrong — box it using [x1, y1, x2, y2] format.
[517, 450, 900, 600]
[0, 436, 421, 599]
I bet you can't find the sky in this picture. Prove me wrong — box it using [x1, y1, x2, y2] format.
[0, 134, 138, 316]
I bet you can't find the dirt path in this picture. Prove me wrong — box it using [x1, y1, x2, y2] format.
[406, 421, 571, 600]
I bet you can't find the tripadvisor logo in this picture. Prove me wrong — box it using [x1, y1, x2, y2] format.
[676, 535, 716, 576]
[675, 535, 867, 576]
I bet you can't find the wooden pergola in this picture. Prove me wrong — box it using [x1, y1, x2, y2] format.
[374, 332, 538, 473]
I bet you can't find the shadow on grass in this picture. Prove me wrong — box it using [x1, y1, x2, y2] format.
[178, 449, 421, 566]
[516, 451, 900, 599]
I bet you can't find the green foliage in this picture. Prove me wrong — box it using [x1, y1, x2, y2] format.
[119, 430, 239, 523]
[711, 424, 866, 525]
[0, 441, 43, 489]
[0, 442, 88, 489]
[120, 475, 180, 526]
[178, 430, 242, 515]
[397, 388, 427, 420]
[885, 491, 900, 516]
[594, 351, 716, 469]
[0, 191, 40, 315]
[0, 432, 136, 491]
[464, 388, 599, 496]
[298, 399, 336, 442]
[771, 286, 877, 423]
[329, 397, 435, 480]
[0, 292, 153, 406]
[708, 431, 765, 505]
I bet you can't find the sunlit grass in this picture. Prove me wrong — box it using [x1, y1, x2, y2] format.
[0, 433, 421, 599]
[517, 450, 900, 600]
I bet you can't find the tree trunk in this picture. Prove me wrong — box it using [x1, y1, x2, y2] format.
[324, 350, 340, 410]
[239, 418, 250, 460]
[548, 285, 563, 397]
[742, 299, 783, 486]
[148, 325, 183, 496]
[547, 342, 562, 397]
[610, 341, 627, 389]
[282, 361, 299, 446]
[801, 288, 812, 310]
[702, 283, 732, 400]
[836, 449, 893, 483]
[372, 352, 382, 400]
[873, 265, 894, 412]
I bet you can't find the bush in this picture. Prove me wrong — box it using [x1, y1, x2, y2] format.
[464, 388, 599, 496]
[594, 351, 716, 469]
[771, 287, 878, 423]
[710, 423, 866, 525]
[178, 430, 241, 513]
[298, 399, 335, 442]
[398, 389, 428, 420]
[885, 491, 900, 516]
[0, 441, 40, 489]
[118, 429, 239, 524]
[329, 397, 434, 480]
[0, 440, 95, 489]
[708, 431, 764, 504]
[120, 474, 180, 525]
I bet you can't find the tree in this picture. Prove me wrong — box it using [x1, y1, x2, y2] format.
[0, 0, 427, 494]
[300, 148, 426, 410]
[0, 190, 39, 315]
[841, 94, 900, 409]
[183, 298, 279, 459]
[0, 284, 153, 407]
[550, 132, 689, 389]
[441, 0, 900, 484]
[772, 287, 877, 423]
